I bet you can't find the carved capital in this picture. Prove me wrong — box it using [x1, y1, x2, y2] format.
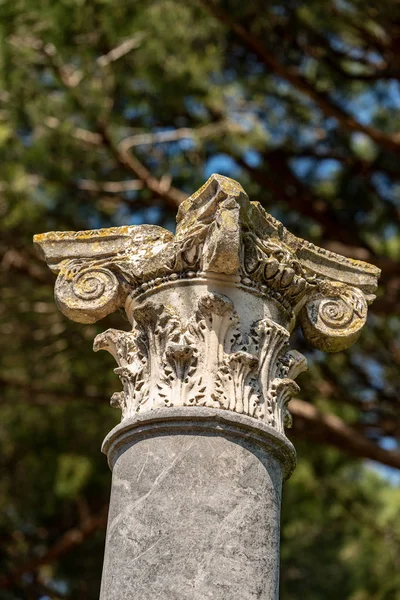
[34, 174, 380, 436]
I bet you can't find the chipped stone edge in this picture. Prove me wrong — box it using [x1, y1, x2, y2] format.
[102, 406, 297, 481]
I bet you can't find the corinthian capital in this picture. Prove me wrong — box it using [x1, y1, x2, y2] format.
[34, 174, 380, 435]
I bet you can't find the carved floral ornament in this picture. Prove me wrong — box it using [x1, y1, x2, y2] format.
[34, 174, 380, 434]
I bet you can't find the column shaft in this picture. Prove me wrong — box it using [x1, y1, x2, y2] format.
[100, 409, 295, 600]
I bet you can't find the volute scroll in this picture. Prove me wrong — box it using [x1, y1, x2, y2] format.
[299, 282, 369, 352]
[34, 174, 380, 435]
[54, 259, 124, 324]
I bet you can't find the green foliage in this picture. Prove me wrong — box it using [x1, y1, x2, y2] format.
[55, 454, 93, 499]
[0, 0, 399, 597]
[281, 444, 400, 599]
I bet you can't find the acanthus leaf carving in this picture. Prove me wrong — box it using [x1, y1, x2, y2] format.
[94, 328, 148, 419]
[269, 379, 300, 432]
[157, 342, 200, 408]
[283, 350, 308, 381]
[241, 232, 317, 309]
[215, 351, 261, 417]
[34, 174, 380, 438]
[94, 292, 307, 433]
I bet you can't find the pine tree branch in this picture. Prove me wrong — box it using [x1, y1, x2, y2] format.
[289, 399, 400, 470]
[119, 120, 240, 151]
[0, 506, 108, 589]
[96, 33, 146, 68]
[97, 122, 188, 209]
[36, 39, 188, 210]
[1, 378, 398, 470]
[1, 248, 52, 284]
[197, 0, 400, 154]
[235, 153, 370, 249]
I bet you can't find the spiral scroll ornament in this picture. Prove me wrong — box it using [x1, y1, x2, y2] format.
[54, 261, 122, 323]
[300, 286, 368, 352]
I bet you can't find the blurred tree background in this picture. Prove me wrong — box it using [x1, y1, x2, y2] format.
[0, 0, 399, 598]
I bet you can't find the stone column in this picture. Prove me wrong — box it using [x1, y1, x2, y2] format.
[34, 174, 380, 600]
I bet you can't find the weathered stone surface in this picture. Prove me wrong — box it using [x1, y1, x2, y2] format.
[33, 174, 380, 600]
[34, 173, 379, 345]
[100, 408, 294, 600]
[93, 286, 307, 433]
[33, 174, 380, 433]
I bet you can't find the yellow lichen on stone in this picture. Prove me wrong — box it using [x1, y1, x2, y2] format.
[33, 174, 380, 352]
